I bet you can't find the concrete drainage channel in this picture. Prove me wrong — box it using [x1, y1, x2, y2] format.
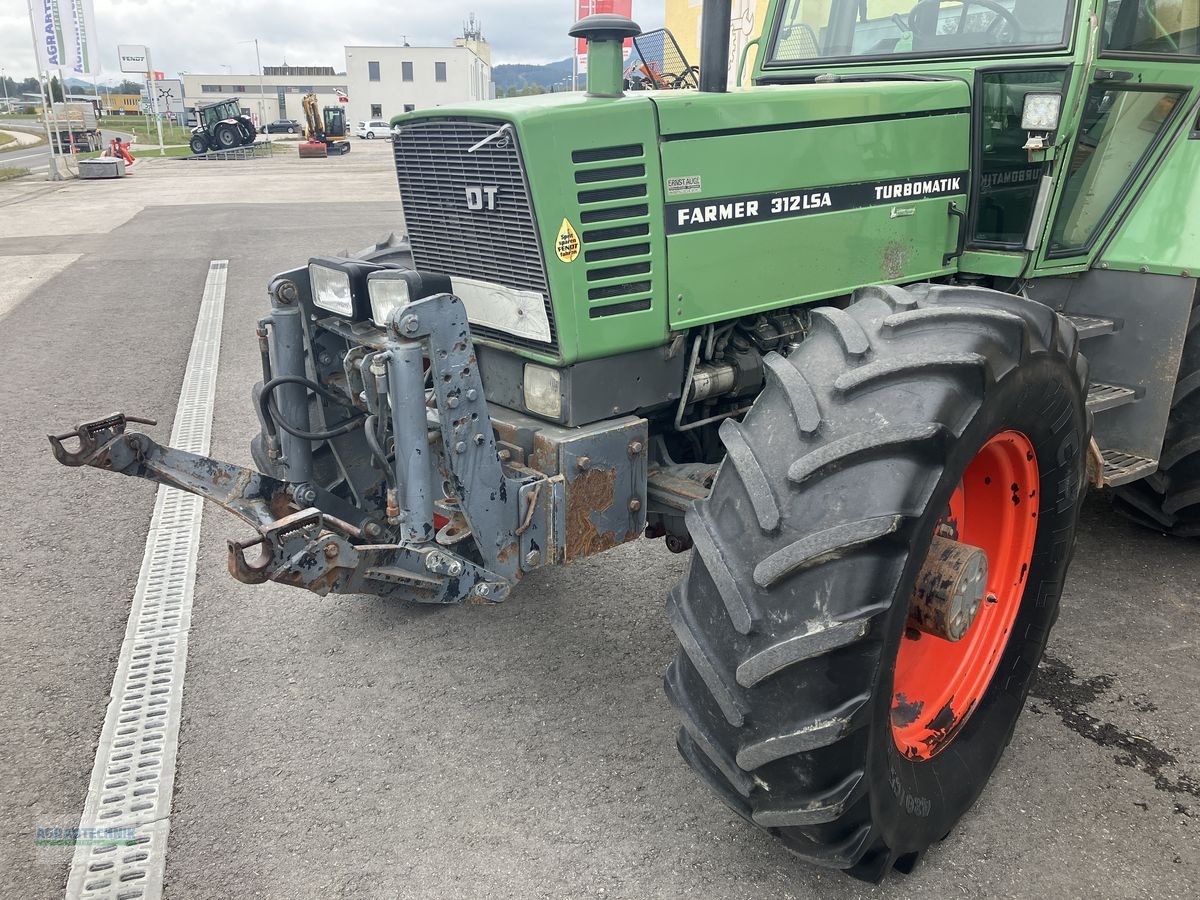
[64, 261, 227, 900]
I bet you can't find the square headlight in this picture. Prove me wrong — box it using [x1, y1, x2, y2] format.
[367, 270, 453, 328]
[308, 262, 354, 316]
[523, 363, 563, 419]
[1022, 92, 1063, 133]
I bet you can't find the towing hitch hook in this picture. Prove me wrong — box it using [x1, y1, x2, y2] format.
[48, 412, 158, 467]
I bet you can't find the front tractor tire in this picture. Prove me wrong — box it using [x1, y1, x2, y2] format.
[666, 284, 1090, 881]
[189, 134, 209, 155]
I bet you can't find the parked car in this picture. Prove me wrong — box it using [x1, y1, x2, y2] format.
[356, 119, 390, 139]
[260, 119, 300, 135]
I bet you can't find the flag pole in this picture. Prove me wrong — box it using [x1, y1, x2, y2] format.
[26, 0, 63, 179]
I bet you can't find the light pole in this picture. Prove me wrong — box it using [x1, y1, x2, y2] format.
[1, 68, 9, 112]
[236, 38, 267, 129]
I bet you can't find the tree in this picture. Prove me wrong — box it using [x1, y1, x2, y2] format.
[48, 75, 64, 102]
[114, 80, 143, 94]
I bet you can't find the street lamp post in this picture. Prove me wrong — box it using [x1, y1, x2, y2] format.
[235, 38, 267, 129]
[255, 39, 266, 128]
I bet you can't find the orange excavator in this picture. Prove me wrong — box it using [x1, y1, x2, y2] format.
[298, 92, 351, 158]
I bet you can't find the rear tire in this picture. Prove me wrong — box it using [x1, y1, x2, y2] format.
[215, 124, 239, 150]
[665, 283, 1090, 881]
[1114, 296, 1200, 537]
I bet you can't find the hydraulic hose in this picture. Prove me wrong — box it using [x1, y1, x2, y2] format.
[259, 375, 365, 442]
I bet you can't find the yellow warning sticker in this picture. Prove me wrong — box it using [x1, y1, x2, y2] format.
[555, 218, 580, 263]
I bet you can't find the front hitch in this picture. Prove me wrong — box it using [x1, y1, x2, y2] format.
[49, 411, 514, 605]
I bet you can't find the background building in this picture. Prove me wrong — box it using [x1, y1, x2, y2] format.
[665, 0, 770, 83]
[344, 19, 493, 124]
[178, 66, 347, 126]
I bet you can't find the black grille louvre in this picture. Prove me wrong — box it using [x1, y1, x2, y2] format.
[393, 119, 556, 352]
[573, 143, 655, 321]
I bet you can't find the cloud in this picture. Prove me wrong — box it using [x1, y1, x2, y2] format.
[3, 1, 667, 80]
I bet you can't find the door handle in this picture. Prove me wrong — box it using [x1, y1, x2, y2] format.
[944, 202, 967, 266]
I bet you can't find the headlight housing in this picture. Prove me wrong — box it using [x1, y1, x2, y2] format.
[367, 270, 451, 328]
[523, 364, 563, 419]
[308, 262, 355, 316]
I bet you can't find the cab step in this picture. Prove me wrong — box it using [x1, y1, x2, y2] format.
[1100, 449, 1159, 488]
[1062, 314, 1117, 340]
[1087, 381, 1137, 412]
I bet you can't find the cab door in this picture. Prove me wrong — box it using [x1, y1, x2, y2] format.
[1032, 0, 1199, 272]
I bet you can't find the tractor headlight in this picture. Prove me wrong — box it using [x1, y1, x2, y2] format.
[1022, 92, 1063, 133]
[366, 270, 453, 329]
[367, 271, 414, 327]
[308, 260, 356, 317]
[523, 364, 563, 419]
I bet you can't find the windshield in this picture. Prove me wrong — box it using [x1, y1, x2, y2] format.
[203, 100, 239, 125]
[769, 0, 1075, 64]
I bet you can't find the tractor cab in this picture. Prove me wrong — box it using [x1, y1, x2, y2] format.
[199, 99, 242, 129]
[751, 0, 1200, 279]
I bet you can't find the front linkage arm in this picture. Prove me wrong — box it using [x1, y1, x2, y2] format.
[47, 290, 574, 606]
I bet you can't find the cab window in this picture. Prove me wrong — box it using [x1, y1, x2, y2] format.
[1104, 0, 1200, 56]
[1048, 86, 1185, 254]
[769, 0, 1075, 64]
[972, 68, 1069, 246]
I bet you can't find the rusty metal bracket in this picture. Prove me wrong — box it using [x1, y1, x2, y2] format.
[50, 414, 294, 529]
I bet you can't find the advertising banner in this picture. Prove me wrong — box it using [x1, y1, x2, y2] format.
[33, 0, 67, 70]
[574, 0, 634, 75]
[33, 0, 99, 75]
[66, 0, 99, 76]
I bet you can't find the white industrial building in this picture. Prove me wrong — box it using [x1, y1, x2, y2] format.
[178, 66, 347, 127]
[344, 30, 493, 125]
[177, 25, 493, 130]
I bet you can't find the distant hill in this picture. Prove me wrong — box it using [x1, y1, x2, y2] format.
[492, 58, 580, 94]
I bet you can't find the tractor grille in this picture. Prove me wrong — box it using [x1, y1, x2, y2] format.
[574, 143, 655, 319]
[393, 118, 556, 352]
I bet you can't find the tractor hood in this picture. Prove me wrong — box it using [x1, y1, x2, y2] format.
[389, 80, 971, 364]
[645, 79, 969, 136]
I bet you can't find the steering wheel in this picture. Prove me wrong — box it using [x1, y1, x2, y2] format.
[906, 0, 1023, 43]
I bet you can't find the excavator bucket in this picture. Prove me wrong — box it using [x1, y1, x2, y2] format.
[298, 141, 328, 159]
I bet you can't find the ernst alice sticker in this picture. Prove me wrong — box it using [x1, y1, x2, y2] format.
[555, 218, 580, 263]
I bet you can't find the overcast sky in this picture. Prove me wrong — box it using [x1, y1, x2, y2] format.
[2, 1, 668, 81]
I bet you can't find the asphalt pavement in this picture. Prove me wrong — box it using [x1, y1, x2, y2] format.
[0, 139, 1196, 900]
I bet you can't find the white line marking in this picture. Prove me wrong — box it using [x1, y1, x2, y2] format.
[65, 260, 228, 900]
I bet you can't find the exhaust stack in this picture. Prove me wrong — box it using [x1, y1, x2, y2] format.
[699, 0, 733, 93]
[568, 14, 641, 98]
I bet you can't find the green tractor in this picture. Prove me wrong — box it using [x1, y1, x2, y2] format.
[53, 0, 1200, 881]
[188, 98, 257, 154]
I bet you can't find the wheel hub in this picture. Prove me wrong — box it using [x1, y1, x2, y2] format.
[909, 535, 989, 642]
[890, 430, 1040, 760]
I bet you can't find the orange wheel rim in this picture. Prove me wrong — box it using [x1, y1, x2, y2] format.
[891, 431, 1040, 760]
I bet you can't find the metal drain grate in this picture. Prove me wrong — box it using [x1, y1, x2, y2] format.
[65, 261, 227, 900]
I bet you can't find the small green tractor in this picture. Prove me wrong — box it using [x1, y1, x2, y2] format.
[187, 98, 257, 154]
[53, 0, 1200, 881]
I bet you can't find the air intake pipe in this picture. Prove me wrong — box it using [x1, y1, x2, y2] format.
[699, 0, 733, 93]
[568, 14, 642, 98]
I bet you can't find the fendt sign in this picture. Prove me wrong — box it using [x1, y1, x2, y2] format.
[118, 44, 149, 73]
